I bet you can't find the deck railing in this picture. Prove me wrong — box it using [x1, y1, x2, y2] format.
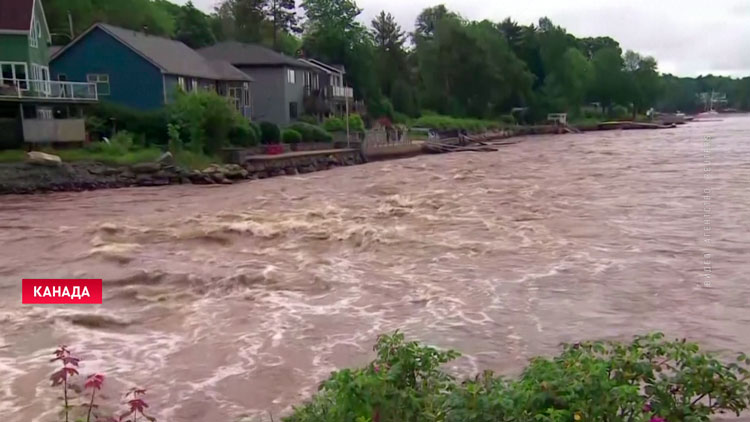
[0, 80, 98, 101]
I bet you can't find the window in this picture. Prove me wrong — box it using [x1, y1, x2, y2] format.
[228, 86, 242, 112]
[29, 19, 41, 48]
[0, 62, 29, 90]
[289, 101, 298, 119]
[191, 79, 198, 92]
[287, 68, 295, 84]
[87, 74, 110, 95]
[243, 82, 250, 110]
[177, 76, 186, 91]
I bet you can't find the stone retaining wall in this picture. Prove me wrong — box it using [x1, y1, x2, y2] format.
[0, 150, 366, 195]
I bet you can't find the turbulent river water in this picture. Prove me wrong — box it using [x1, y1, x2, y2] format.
[2, 116, 750, 422]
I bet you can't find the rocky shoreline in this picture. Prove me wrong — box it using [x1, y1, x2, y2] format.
[0, 150, 366, 195]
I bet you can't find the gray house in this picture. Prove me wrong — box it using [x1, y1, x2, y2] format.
[198, 42, 321, 126]
[298, 58, 353, 117]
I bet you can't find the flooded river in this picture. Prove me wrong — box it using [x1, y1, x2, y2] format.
[2, 116, 750, 421]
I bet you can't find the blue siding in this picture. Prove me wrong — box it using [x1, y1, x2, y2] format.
[50, 27, 164, 110]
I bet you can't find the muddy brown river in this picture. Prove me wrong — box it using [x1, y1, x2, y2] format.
[1, 116, 749, 421]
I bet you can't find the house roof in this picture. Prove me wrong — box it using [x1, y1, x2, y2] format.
[51, 23, 251, 81]
[298, 58, 346, 75]
[198, 41, 313, 69]
[0, 0, 34, 31]
[207, 59, 254, 82]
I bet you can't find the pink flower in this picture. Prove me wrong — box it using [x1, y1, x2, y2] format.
[642, 403, 652, 412]
[650, 417, 666, 422]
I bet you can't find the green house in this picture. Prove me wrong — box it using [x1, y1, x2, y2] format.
[0, 0, 97, 147]
[0, 0, 52, 93]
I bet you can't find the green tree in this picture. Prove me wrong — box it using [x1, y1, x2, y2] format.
[302, 0, 379, 101]
[590, 47, 627, 114]
[174, 1, 216, 48]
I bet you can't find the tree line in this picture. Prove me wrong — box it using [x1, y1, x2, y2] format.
[45, 0, 750, 122]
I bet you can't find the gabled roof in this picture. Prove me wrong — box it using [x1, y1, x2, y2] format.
[207, 59, 254, 82]
[198, 41, 313, 69]
[0, 0, 33, 31]
[51, 23, 251, 82]
[305, 58, 346, 75]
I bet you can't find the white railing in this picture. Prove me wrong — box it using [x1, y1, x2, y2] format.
[329, 85, 353, 98]
[0, 79, 98, 101]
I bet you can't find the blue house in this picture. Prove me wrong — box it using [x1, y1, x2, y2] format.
[50, 23, 253, 117]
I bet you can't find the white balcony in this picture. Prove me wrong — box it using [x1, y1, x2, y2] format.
[0, 80, 98, 102]
[329, 85, 353, 99]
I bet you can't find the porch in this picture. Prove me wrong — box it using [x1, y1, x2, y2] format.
[0, 80, 98, 102]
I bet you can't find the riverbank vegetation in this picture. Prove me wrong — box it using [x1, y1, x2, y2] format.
[43, 332, 750, 421]
[44, 0, 750, 126]
[286, 332, 750, 422]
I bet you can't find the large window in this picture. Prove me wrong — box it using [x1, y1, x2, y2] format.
[86, 74, 110, 95]
[287, 69, 296, 84]
[29, 19, 41, 48]
[0, 62, 29, 90]
[177, 76, 186, 91]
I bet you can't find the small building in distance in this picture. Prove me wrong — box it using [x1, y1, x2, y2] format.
[50, 23, 253, 118]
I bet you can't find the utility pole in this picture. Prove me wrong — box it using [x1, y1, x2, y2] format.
[345, 88, 350, 148]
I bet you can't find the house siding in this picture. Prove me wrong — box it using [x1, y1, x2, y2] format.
[50, 27, 165, 110]
[240, 66, 287, 125]
[27, 0, 49, 70]
[0, 34, 30, 63]
[283, 66, 305, 125]
[0, 0, 49, 70]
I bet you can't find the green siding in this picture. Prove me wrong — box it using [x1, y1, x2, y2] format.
[27, 0, 50, 68]
[0, 34, 31, 63]
[0, 0, 50, 76]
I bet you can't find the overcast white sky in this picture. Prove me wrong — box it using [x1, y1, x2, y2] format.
[182, 0, 750, 77]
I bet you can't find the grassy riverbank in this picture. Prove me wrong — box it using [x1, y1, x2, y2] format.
[0, 148, 216, 169]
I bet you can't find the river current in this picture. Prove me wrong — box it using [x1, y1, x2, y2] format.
[1, 116, 749, 421]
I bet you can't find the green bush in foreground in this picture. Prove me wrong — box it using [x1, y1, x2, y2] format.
[286, 332, 750, 422]
[282, 128, 303, 144]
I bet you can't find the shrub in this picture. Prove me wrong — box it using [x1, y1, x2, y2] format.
[169, 91, 245, 154]
[412, 114, 501, 133]
[228, 117, 258, 147]
[259, 121, 281, 144]
[285, 332, 750, 422]
[298, 114, 319, 125]
[323, 116, 346, 132]
[348, 114, 365, 132]
[282, 128, 302, 144]
[88, 102, 169, 145]
[249, 121, 262, 141]
[289, 122, 333, 142]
